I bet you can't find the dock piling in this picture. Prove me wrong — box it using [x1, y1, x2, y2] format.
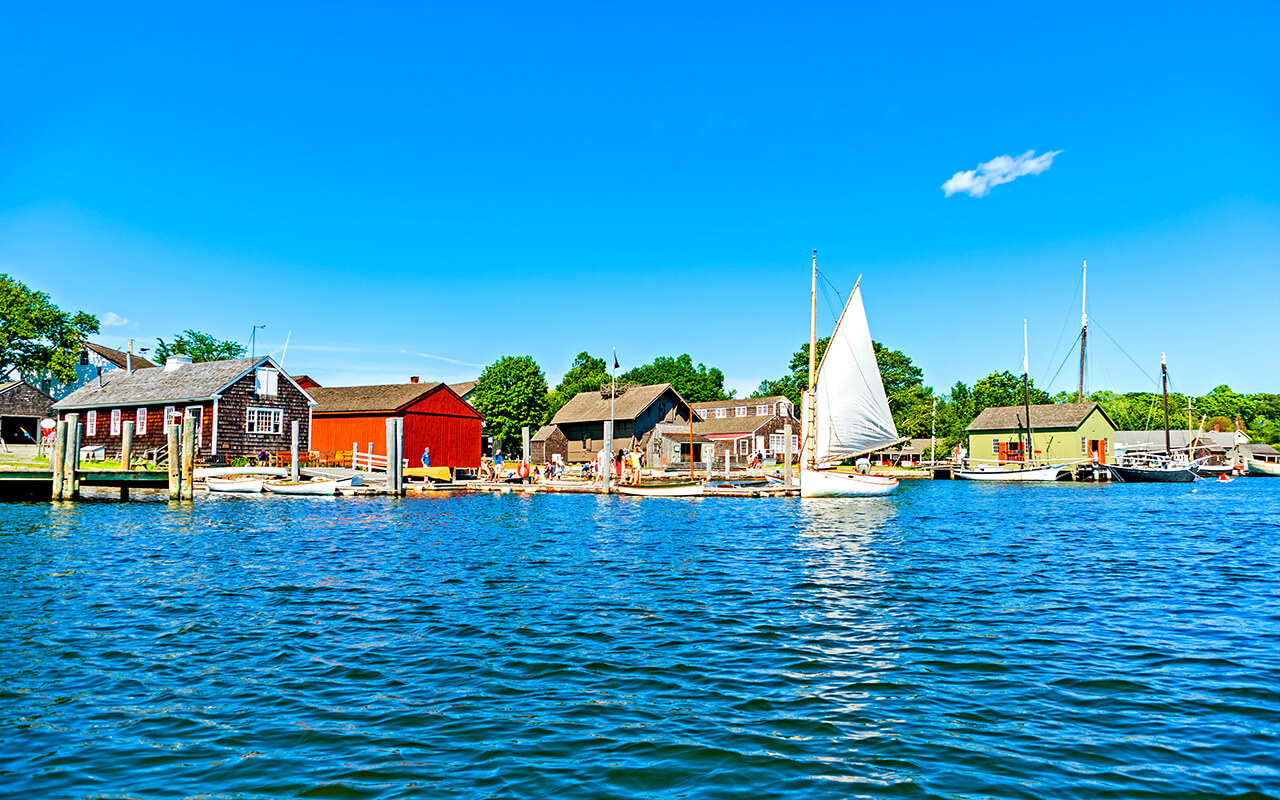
[50, 420, 66, 500]
[602, 421, 613, 494]
[167, 426, 180, 500]
[522, 426, 530, 465]
[61, 414, 80, 500]
[121, 421, 134, 470]
[290, 421, 299, 483]
[784, 423, 793, 488]
[180, 418, 195, 500]
[385, 418, 397, 495]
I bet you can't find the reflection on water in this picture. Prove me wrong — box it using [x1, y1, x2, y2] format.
[2, 482, 1279, 799]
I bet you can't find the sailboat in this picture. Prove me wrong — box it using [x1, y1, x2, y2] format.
[799, 252, 901, 498]
[1106, 354, 1196, 483]
[954, 320, 1070, 482]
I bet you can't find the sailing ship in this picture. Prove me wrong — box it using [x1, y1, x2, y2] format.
[954, 320, 1070, 482]
[799, 252, 901, 498]
[1105, 354, 1196, 483]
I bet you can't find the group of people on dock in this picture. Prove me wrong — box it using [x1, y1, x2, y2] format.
[594, 445, 645, 485]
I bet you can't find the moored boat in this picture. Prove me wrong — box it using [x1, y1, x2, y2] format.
[614, 481, 704, 497]
[799, 252, 902, 499]
[206, 475, 265, 493]
[1247, 459, 1280, 477]
[1106, 462, 1197, 483]
[1191, 463, 1234, 479]
[263, 479, 341, 495]
[953, 463, 1070, 482]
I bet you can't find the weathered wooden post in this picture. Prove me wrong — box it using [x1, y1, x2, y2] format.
[602, 420, 613, 494]
[385, 418, 396, 495]
[396, 417, 404, 494]
[50, 419, 66, 500]
[121, 420, 134, 470]
[352, 442, 359, 470]
[522, 426, 530, 465]
[181, 418, 195, 500]
[120, 420, 134, 500]
[290, 421, 300, 483]
[725, 447, 732, 480]
[167, 424, 180, 500]
[784, 423, 793, 489]
[62, 414, 80, 500]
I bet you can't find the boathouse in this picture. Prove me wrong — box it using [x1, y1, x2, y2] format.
[52, 355, 315, 461]
[309, 380, 483, 469]
[966, 402, 1117, 467]
[0, 380, 55, 445]
[548, 383, 693, 463]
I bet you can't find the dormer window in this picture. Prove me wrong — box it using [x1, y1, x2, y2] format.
[255, 367, 279, 396]
[79, 349, 90, 366]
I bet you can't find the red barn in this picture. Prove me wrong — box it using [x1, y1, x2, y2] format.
[309, 381, 483, 469]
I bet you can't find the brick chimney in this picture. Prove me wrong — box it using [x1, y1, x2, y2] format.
[410, 376, 419, 383]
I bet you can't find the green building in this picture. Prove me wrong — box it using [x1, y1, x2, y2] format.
[966, 402, 1118, 467]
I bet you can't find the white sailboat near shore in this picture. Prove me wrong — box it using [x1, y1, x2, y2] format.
[800, 252, 901, 498]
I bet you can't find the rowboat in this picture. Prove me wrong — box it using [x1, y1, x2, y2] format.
[206, 475, 265, 493]
[1247, 459, 1280, 477]
[263, 479, 341, 495]
[614, 481, 704, 497]
[953, 463, 1069, 482]
[194, 466, 288, 479]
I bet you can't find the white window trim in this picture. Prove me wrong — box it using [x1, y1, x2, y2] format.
[756, 405, 769, 415]
[255, 367, 279, 397]
[165, 406, 181, 432]
[136, 407, 147, 435]
[110, 409, 121, 436]
[735, 407, 747, 417]
[246, 407, 284, 435]
[715, 408, 726, 419]
[86, 410, 97, 437]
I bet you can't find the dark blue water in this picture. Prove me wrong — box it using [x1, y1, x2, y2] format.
[2, 481, 1278, 799]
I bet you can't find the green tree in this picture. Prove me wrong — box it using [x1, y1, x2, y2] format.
[548, 352, 609, 418]
[472, 355, 550, 453]
[155, 330, 246, 363]
[0, 274, 99, 383]
[971, 371, 1051, 418]
[620, 354, 730, 402]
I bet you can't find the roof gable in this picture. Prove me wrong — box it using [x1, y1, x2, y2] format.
[53, 356, 296, 409]
[551, 383, 689, 424]
[967, 402, 1114, 432]
[311, 382, 441, 413]
[85, 342, 157, 370]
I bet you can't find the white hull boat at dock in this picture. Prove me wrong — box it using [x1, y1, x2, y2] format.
[800, 469, 897, 497]
[206, 475, 266, 493]
[953, 463, 1069, 482]
[195, 466, 288, 479]
[614, 481, 704, 497]
[263, 479, 341, 496]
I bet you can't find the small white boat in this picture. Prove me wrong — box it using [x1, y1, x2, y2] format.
[206, 475, 265, 493]
[194, 466, 289, 479]
[800, 469, 898, 497]
[263, 479, 340, 495]
[953, 463, 1069, 482]
[614, 481, 704, 497]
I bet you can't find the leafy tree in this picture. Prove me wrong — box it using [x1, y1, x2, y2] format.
[873, 342, 924, 401]
[620, 354, 730, 402]
[971, 371, 1051, 419]
[155, 330, 246, 363]
[0, 274, 99, 383]
[547, 352, 609, 418]
[472, 355, 550, 453]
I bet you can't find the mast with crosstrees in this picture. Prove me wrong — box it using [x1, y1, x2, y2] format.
[1077, 259, 1087, 403]
[807, 250, 818, 471]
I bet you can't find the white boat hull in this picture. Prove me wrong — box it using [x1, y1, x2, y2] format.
[800, 469, 898, 497]
[614, 482, 704, 497]
[195, 466, 289, 479]
[206, 476, 264, 493]
[953, 464, 1069, 482]
[263, 479, 340, 495]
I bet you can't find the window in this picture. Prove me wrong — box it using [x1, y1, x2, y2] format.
[992, 438, 1000, 455]
[165, 406, 181, 431]
[770, 433, 785, 453]
[735, 407, 747, 417]
[136, 407, 147, 435]
[246, 407, 284, 435]
[792, 434, 799, 452]
[86, 410, 97, 436]
[79, 349, 90, 366]
[739, 438, 751, 454]
[778, 401, 787, 416]
[1081, 436, 1087, 454]
[756, 405, 769, 415]
[255, 367, 279, 397]
[110, 409, 121, 436]
[715, 408, 726, 419]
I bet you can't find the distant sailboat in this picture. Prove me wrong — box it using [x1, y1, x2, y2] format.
[800, 252, 901, 498]
[1106, 353, 1196, 483]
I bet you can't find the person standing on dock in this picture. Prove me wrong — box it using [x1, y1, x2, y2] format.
[421, 446, 430, 469]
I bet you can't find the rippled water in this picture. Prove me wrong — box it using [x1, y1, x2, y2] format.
[2, 481, 1279, 799]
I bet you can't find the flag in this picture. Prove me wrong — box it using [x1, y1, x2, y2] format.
[613, 350, 619, 370]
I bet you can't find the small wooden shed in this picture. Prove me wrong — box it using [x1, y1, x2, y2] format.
[309, 382, 483, 469]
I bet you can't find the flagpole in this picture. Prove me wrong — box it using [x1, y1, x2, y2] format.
[611, 348, 617, 452]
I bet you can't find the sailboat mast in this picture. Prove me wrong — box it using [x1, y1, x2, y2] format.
[1162, 353, 1172, 457]
[807, 249, 818, 470]
[1024, 319, 1032, 464]
[1077, 259, 1087, 403]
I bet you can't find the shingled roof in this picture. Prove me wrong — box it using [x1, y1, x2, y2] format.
[693, 395, 790, 410]
[310, 382, 444, 413]
[53, 357, 284, 409]
[551, 383, 689, 424]
[85, 342, 157, 370]
[967, 402, 1114, 432]
[694, 414, 777, 436]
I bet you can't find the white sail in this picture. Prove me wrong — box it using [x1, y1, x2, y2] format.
[814, 284, 899, 462]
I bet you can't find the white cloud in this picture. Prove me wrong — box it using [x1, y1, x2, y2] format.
[101, 311, 130, 326]
[942, 149, 1062, 198]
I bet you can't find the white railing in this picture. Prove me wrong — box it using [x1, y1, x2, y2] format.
[351, 444, 409, 473]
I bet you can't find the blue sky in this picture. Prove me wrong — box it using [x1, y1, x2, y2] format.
[3, 2, 1277, 397]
